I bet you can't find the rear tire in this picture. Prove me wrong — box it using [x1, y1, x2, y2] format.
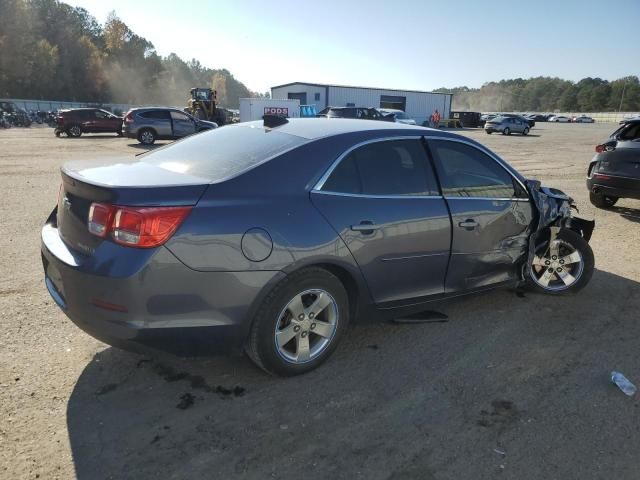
[523, 127, 530, 135]
[246, 268, 350, 376]
[504, 127, 511, 135]
[67, 125, 82, 137]
[138, 128, 156, 145]
[527, 228, 594, 295]
[486, 130, 492, 134]
[589, 192, 618, 209]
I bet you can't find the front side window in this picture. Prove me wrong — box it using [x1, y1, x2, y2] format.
[428, 140, 522, 199]
[321, 139, 438, 196]
[171, 111, 192, 122]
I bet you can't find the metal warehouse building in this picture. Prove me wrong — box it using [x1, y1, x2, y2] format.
[271, 81, 452, 125]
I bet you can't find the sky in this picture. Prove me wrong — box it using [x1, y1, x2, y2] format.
[66, 0, 640, 94]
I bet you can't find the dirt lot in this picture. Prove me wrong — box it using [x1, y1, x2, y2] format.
[1, 123, 639, 480]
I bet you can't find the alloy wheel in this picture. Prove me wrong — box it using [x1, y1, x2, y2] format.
[274, 289, 339, 364]
[140, 130, 154, 144]
[529, 228, 584, 291]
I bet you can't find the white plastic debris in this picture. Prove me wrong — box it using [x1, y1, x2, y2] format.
[611, 371, 637, 396]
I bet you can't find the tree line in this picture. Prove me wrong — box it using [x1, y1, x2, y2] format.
[0, 0, 267, 107]
[435, 76, 640, 113]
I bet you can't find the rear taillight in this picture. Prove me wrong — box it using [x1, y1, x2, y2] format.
[87, 203, 191, 248]
[125, 112, 133, 123]
[88, 203, 114, 237]
[595, 144, 605, 153]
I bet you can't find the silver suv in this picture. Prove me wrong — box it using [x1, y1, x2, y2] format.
[123, 107, 217, 145]
[485, 116, 530, 135]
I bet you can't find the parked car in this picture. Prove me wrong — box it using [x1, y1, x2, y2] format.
[619, 114, 640, 125]
[502, 113, 535, 128]
[0, 101, 32, 127]
[317, 107, 393, 121]
[484, 115, 531, 135]
[53, 108, 122, 137]
[42, 118, 594, 376]
[549, 115, 570, 123]
[587, 119, 640, 208]
[528, 114, 550, 122]
[378, 108, 416, 125]
[573, 115, 595, 123]
[479, 113, 498, 127]
[122, 107, 217, 145]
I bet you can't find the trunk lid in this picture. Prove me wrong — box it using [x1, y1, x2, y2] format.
[57, 158, 208, 254]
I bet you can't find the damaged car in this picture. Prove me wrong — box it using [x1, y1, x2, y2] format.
[41, 118, 595, 376]
[587, 119, 640, 208]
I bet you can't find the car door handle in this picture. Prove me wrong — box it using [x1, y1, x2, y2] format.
[351, 221, 379, 234]
[458, 219, 478, 230]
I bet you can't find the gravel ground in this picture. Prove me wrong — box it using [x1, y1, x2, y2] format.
[1, 123, 639, 480]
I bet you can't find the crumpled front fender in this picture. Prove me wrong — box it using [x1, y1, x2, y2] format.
[524, 179, 595, 280]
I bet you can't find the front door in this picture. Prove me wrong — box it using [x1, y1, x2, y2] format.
[426, 138, 533, 292]
[311, 138, 451, 305]
[92, 110, 119, 132]
[170, 111, 197, 138]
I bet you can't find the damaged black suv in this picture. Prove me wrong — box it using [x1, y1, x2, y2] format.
[587, 119, 640, 208]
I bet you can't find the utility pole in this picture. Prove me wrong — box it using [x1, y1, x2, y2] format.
[618, 79, 628, 113]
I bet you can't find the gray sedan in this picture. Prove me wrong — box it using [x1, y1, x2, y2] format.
[122, 107, 217, 145]
[485, 115, 530, 135]
[41, 119, 594, 376]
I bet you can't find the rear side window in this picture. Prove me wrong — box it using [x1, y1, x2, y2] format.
[619, 123, 640, 140]
[143, 125, 306, 181]
[140, 110, 170, 120]
[428, 140, 522, 198]
[321, 139, 439, 196]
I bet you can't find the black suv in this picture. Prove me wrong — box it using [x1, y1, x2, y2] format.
[587, 119, 640, 208]
[317, 107, 393, 121]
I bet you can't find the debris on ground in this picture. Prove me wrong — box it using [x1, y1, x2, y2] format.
[611, 371, 637, 396]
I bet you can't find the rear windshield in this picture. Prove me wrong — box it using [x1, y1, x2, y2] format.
[142, 124, 306, 181]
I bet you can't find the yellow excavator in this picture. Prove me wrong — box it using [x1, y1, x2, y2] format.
[185, 88, 227, 125]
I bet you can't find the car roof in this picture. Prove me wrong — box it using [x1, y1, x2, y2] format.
[238, 118, 435, 140]
[130, 106, 183, 112]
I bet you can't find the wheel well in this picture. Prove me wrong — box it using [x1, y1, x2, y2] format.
[310, 263, 360, 322]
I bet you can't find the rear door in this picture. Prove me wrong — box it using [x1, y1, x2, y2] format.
[427, 138, 533, 292]
[311, 138, 451, 305]
[607, 123, 640, 178]
[170, 111, 197, 138]
[513, 118, 525, 132]
[78, 110, 95, 132]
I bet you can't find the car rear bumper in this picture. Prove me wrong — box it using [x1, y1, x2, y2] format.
[41, 223, 285, 355]
[587, 173, 640, 200]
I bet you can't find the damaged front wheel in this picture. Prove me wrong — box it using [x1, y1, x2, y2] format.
[527, 228, 594, 294]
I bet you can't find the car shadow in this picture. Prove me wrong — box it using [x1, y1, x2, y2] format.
[611, 205, 640, 223]
[66, 269, 640, 479]
[127, 143, 169, 151]
[57, 134, 123, 139]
